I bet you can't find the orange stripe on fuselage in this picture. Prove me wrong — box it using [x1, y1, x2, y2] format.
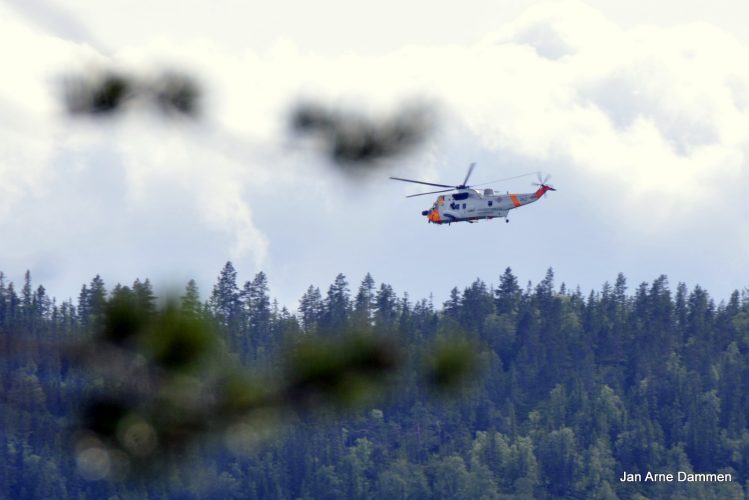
[510, 194, 521, 207]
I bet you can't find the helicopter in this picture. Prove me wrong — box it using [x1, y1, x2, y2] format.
[390, 163, 555, 224]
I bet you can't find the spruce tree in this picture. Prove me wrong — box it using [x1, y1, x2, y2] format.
[298, 285, 323, 332]
[180, 279, 201, 316]
[133, 278, 157, 316]
[243, 271, 272, 354]
[353, 273, 376, 328]
[496, 267, 521, 316]
[209, 262, 242, 351]
[322, 273, 350, 333]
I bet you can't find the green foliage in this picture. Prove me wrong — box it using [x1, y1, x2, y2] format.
[283, 334, 400, 409]
[3, 266, 749, 498]
[425, 336, 477, 390]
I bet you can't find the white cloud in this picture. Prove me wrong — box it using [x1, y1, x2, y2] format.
[0, 5, 270, 297]
[440, 1, 749, 227]
[2, 0, 749, 303]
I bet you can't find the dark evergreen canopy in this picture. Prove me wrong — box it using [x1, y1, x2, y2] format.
[1, 266, 747, 498]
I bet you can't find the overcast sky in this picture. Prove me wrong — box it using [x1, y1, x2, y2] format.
[2, 0, 749, 309]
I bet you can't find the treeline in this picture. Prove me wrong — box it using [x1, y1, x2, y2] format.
[2, 265, 749, 498]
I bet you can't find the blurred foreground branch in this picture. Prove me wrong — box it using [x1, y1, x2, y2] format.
[289, 101, 435, 166]
[63, 70, 201, 118]
[70, 294, 476, 481]
[59, 67, 437, 169]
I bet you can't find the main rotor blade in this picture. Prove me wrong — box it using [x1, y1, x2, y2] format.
[389, 176, 453, 188]
[472, 171, 539, 187]
[406, 188, 456, 198]
[462, 162, 476, 187]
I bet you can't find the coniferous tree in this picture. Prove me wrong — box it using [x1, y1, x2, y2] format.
[298, 285, 323, 333]
[496, 267, 521, 317]
[410, 296, 438, 342]
[243, 271, 272, 356]
[32, 286, 51, 320]
[77, 284, 90, 329]
[57, 299, 77, 336]
[398, 293, 413, 339]
[460, 278, 493, 334]
[274, 306, 302, 347]
[21, 271, 33, 327]
[210, 262, 240, 323]
[110, 284, 134, 302]
[685, 285, 715, 377]
[374, 283, 398, 333]
[322, 273, 350, 334]
[78, 275, 107, 331]
[647, 275, 675, 367]
[180, 279, 202, 316]
[133, 278, 157, 316]
[210, 262, 242, 351]
[443, 287, 461, 323]
[352, 273, 376, 329]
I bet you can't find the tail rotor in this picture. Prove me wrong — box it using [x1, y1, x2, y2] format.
[532, 172, 556, 198]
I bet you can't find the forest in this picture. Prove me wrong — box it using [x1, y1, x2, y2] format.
[1, 264, 748, 499]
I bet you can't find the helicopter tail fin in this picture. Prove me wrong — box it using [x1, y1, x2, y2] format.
[534, 184, 556, 199]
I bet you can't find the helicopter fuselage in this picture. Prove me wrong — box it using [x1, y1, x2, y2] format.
[423, 185, 552, 224]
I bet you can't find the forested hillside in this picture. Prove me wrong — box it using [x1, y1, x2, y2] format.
[2, 265, 748, 498]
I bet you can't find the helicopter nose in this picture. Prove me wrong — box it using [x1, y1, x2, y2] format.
[421, 210, 429, 216]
